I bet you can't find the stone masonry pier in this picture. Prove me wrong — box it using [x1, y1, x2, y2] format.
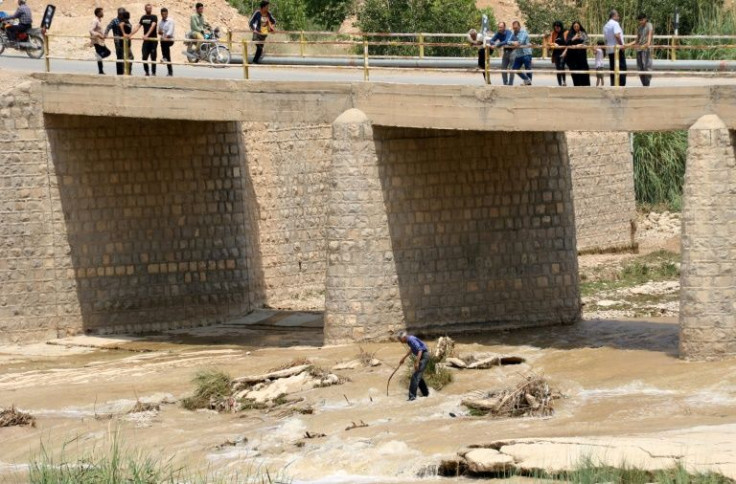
[0, 75, 734, 359]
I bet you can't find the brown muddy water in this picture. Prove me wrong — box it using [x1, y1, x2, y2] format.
[2, 311, 736, 483]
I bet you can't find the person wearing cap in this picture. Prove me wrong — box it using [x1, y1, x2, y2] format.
[396, 331, 430, 401]
[249, 0, 275, 64]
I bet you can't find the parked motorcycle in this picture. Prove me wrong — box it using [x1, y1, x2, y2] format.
[184, 27, 230, 65]
[0, 5, 44, 58]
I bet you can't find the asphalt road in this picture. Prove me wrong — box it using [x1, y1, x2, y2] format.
[2, 51, 736, 86]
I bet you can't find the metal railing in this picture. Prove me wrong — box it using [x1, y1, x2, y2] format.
[38, 31, 736, 85]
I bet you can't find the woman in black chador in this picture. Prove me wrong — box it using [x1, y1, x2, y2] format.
[564, 20, 591, 86]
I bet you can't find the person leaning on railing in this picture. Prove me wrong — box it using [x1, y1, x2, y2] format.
[547, 21, 568, 86]
[249, 0, 276, 64]
[89, 7, 110, 75]
[467, 29, 488, 81]
[509, 20, 533, 86]
[630, 13, 654, 86]
[489, 22, 512, 85]
[104, 8, 127, 76]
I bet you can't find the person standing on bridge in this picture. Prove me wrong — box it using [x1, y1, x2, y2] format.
[509, 20, 533, 86]
[548, 21, 567, 86]
[158, 8, 175, 76]
[131, 4, 158, 76]
[89, 7, 110, 75]
[396, 331, 430, 401]
[249, 0, 276, 64]
[467, 29, 490, 82]
[603, 9, 626, 86]
[489, 22, 513, 85]
[563, 21, 591, 86]
[104, 8, 127, 76]
[632, 13, 654, 86]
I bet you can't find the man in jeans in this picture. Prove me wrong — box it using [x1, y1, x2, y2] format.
[603, 9, 627, 86]
[158, 7, 175, 76]
[104, 8, 127, 75]
[4, 0, 32, 41]
[509, 20, 533, 86]
[131, 4, 158, 76]
[397, 331, 430, 401]
[633, 13, 653, 86]
[489, 22, 513, 85]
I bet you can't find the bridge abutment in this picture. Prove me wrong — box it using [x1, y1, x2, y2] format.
[680, 115, 736, 360]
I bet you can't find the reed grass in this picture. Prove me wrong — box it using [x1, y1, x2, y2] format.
[633, 131, 687, 211]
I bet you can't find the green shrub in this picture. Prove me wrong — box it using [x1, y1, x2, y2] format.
[633, 131, 687, 211]
[402, 355, 453, 390]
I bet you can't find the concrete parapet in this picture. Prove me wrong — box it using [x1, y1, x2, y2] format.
[680, 115, 736, 360]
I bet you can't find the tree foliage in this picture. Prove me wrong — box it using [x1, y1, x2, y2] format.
[357, 0, 495, 55]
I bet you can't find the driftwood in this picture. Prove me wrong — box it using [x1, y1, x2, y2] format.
[462, 375, 556, 418]
[232, 364, 312, 385]
[447, 354, 525, 370]
[0, 406, 35, 428]
[304, 431, 326, 439]
[345, 420, 369, 431]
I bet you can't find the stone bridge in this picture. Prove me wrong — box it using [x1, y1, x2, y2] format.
[1, 74, 734, 360]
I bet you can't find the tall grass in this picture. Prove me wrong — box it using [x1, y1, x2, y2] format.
[679, 3, 736, 60]
[29, 428, 291, 484]
[633, 131, 687, 211]
[550, 458, 734, 484]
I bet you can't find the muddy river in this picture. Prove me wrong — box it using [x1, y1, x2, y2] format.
[2, 311, 736, 483]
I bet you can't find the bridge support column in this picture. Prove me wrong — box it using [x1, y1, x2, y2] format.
[324, 109, 403, 343]
[680, 115, 736, 360]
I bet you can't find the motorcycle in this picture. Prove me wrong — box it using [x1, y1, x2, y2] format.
[0, 7, 44, 58]
[184, 26, 230, 65]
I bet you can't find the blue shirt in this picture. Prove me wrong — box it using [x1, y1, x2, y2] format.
[406, 335, 428, 355]
[510, 29, 532, 57]
[489, 29, 512, 47]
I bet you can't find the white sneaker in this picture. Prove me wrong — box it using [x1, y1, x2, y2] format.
[523, 79, 532, 86]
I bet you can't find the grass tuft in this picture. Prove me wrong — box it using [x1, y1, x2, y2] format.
[402, 355, 453, 391]
[181, 368, 232, 411]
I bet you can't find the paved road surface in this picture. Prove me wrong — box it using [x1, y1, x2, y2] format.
[2, 52, 736, 86]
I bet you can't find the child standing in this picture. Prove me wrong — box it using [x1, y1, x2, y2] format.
[595, 40, 605, 86]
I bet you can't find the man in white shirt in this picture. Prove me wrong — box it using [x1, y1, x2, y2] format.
[158, 7, 175, 76]
[603, 9, 627, 86]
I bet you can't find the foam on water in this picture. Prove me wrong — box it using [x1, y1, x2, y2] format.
[578, 380, 678, 399]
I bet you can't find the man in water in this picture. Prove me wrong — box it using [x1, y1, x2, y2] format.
[396, 330, 430, 401]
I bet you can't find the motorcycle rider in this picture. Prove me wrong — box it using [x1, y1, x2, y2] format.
[188, 2, 209, 58]
[4, 0, 32, 41]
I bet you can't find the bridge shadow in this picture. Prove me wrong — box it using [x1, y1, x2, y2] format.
[46, 115, 268, 337]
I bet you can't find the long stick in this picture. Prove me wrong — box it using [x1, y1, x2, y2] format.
[386, 362, 402, 396]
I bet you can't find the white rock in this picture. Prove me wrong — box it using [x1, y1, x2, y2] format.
[332, 359, 362, 370]
[446, 357, 468, 369]
[463, 448, 515, 473]
[369, 358, 381, 367]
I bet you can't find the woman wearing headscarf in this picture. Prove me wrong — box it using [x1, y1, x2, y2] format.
[563, 20, 591, 86]
[548, 20, 567, 86]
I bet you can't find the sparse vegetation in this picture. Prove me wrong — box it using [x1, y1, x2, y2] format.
[581, 250, 680, 298]
[402, 355, 453, 390]
[548, 459, 734, 484]
[180, 368, 232, 411]
[28, 429, 291, 484]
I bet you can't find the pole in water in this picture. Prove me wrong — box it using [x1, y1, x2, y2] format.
[386, 362, 402, 396]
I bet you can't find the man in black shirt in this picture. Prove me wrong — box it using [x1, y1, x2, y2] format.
[131, 3, 158, 76]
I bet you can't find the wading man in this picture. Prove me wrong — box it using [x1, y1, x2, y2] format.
[397, 331, 430, 401]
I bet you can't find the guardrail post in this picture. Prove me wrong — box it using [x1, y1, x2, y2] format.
[242, 39, 249, 80]
[43, 32, 50, 73]
[227, 30, 233, 53]
[542, 37, 548, 59]
[300, 31, 305, 57]
[419, 33, 424, 58]
[123, 36, 130, 75]
[363, 39, 369, 81]
[672, 34, 678, 61]
[484, 44, 490, 85]
[614, 44, 620, 87]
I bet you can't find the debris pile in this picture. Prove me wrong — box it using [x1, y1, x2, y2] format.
[461, 375, 558, 417]
[446, 353, 525, 370]
[332, 347, 382, 370]
[183, 362, 346, 413]
[0, 406, 35, 427]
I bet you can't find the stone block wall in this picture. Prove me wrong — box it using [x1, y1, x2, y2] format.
[325, 111, 581, 342]
[241, 123, 332, 310]
[680, 115, 736, 360]
[567, 132, 636, 253]
[44, 115, 252, 333]
[0, 82, 73, 343]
